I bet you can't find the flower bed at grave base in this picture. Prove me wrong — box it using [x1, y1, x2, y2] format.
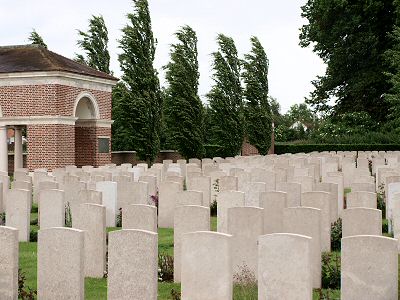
[275, 143, 400, 154]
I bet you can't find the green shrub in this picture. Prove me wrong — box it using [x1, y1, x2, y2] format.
[321, 252, 341, 290]
[382, 219, 388, 234]
[158, 254, 174, 282]
[275, 143, 400, 154]
[29, 228, 38, 242]
[31, 204, 38, 214]
[18, 268, 37, 299]
[331, 218, 342, 252]
[30, 218, 38, 226]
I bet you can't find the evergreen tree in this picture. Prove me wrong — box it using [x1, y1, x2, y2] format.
[118, 0, 162, 164]
[28, 30, 47, 48]
[207, 34, 244, 157]
[242, 36, 272, 155]
[76, 15, 111, 74]
[163, 25, 204, 159]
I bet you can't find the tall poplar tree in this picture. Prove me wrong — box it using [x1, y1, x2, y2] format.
[28, 30, 47, 48]
[207, 34, 244, 157]
[76, 15, 111, 74]
[118, 0, 162, 164]
[242, 36, 272, 155]
[163, 25, 204, 159]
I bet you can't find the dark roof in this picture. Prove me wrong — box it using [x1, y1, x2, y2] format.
[0, 44, 118, 81]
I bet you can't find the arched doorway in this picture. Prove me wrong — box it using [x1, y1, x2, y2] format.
[74, 93, 100, 167]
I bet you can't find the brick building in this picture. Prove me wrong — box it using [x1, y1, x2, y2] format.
[0, 45, 118, 172]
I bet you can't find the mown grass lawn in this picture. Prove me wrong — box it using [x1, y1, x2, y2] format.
[21, 212, 341, 299]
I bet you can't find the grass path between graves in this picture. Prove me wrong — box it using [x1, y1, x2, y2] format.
[22, 212, 344, 299]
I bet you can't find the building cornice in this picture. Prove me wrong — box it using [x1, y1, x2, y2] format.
[0, 71, 117, 92]
[0, 116, 113, 127]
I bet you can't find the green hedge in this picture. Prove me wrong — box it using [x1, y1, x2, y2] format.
[274, 143, 400, 154]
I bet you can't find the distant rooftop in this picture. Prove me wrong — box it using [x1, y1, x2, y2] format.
[0, 44, 118, 81]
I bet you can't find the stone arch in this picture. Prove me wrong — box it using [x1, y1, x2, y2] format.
[73, 92, 100, 119]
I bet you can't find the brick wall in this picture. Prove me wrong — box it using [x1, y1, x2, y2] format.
[75, 126, 96, 167]
[8, 153, 27, 174]
[27, 124, 75, 171]
[0, 84, 111, 118]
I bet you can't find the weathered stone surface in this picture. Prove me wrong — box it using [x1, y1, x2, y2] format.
[96, 181, 117, 227]
[6, 189, 30, 242]
[108, 230, 158, 300]
[227, 206, 264, 278]
[73, 204, 106, 278]
[346, 191, 377, 209]
[283, 207, 322, 288]
[323, 174, 344, 217]
[219, 176, 238, 192]
[341, 235, 398, 300]
[38, 227, 84, 300]
[342, 208, 382, 237]
[245, 182, 266, 207]
[158, 181, 181, 228]
[181, 231, 232, 300]
[276, 182, 301, 207]
[117, 181, 149, 209]
[187, 176, 211, 206]
[0, 226, 18, 300]
[39, 189, 64, 229]
[123, 204, 157, 232]
[351, 182, 375, 193]
[301, 191, 331, 251]
[217, 191, 245, 233]
[174, 205, 210, 282]
[314, 182, 339, 222]
[78, 189, 102, 205]
[259, 191, 287, 234]
[258, 233, 312, 300]
[176, 190, 203, 206]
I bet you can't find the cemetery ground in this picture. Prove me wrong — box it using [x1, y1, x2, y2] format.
[20, 204, 346, 300]
[11, 185, 397, 299]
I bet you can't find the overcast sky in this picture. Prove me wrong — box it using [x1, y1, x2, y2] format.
[1, 0, 325, 113]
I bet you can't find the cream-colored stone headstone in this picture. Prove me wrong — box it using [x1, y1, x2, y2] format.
[0, 226, 18, 299]
[342, 208, 381, 237]
[117, 181, 149, 210]
[123, 204, 157, 232]
[39, 189, 64, 229]
[139, 175, 157, 197]
[301, 191, 331, 251]
[245, 182, 266, 207]
[260, 191, 287, 234]
[314, 182, 338, 223]
[73, 203, 106, 278]
[108, 229, 158, 300]
[176, 190, 203, 206]
[351, 182, 375, 193]
[187, 176, 211, 206]
[79, 189, 102, 205]
[276, 182, 301, 207]
[258, 233, 312, 300]
[174, 205, 210, 282]
[158, 181, 181, 228]
[6, 189, 30, 241]
[341, 235, 398, 300]
[219, 175, 238, 192]
[283, 207, 322, 288]
[217, 191, 245, 233]
[38, 227, 84, 299]
[346, 191, 376, 209]
[323, 174, 344, 217]
[96, 181, 117, 227]
[181, 231, 232, 300]
[227, 206, 264, 278]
